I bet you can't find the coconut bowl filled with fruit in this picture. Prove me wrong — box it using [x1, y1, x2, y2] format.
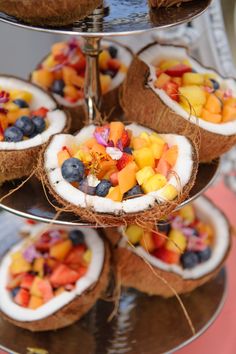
[122, 43, 236, 162]
[0, 223, 110, 331]
[108, 196, 231, 297]
[31, 38, 133, 132]
[38, 121, 198, 226]
[0, 76, 70, 184]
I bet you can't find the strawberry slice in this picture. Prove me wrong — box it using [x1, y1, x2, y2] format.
[14, 288, 30, 307]
[155, 158, 171, 178]
[110, 171, 119, 186]
[31, 107, 49, 118]
[153, 247, 180, 264]
[21, 273, 35, 290]
[120, 130, 130, 148]
[38, 279, 54, 302]
[64, 245, 86, 266]
[165, 64, 192, 77]
[152, 231, 166, 249]
[108, 58, 121, 72]
[117, 153, 134, 171]
[163, 82, 180, 102]
[50, 264, 81, 287]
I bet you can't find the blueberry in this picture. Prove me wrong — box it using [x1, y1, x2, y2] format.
[78, 178, 96, 195]
[61, 158, 85, 183]
[123, 147, 133, 155]
[192, 229, 199, 237]
[181, 251, 199, 269]
[126, 185, 143, 198]
[32, 116, 46, 134]
[15, 116, 35, 137]
[197, 247, 212, 263]
[11, 287, 20, 298]
[69, 229, 84, 245]
[13, 99, 29, 108]
[95, 180, 112, 197]
[51, 79, 65, 96]
[210, 79, 220, 91]
[108, 46, 118, 58]
[4, 126, 23, 142]
[103, 69, 117, 78]
[157, 220, 171, 235]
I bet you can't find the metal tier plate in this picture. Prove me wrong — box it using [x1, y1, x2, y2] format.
[0, 0, 211, 36]
[0, 159, 220, 227]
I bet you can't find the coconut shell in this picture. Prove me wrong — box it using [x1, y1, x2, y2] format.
[110, 213, 231, 297]
[1, 241, 111, 332]
[0, 110, 71, 184]
[38, 131, 199, 227]
[121, 44, 236, 162]
[149, 0, 192, 7]
[0, 0, 102, 27]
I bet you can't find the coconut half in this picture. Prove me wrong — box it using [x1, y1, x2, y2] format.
[30, 39, 133, 133]
[40, 123, 198, 226]
[121, 42, 236, 162]
[0, 0, 102, 26]
[0, 76, 70, 183]
[0, 224, 110, 331]
[149, 0, 193, 7]
[109, 196, 231, 297]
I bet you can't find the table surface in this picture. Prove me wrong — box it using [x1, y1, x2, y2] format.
[177, 180, 236, 354]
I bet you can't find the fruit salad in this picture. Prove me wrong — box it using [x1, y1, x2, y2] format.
[0, 89, 48, 142]
[124, 204, 213, 269]
[7, 228, 91, 309]
[32, 38, 127, 104]
[155, 59, 236, 124]
[57, 122, 179, 202]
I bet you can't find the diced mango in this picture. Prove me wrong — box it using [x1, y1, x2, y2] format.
[7, 108, 31, 125]
[33, 257, 45, 277]
[118, 162, 137, 194]
[10, 252, 31, 275]
[154, 73, 171, 89]
[100, 74, 112, 94]
[83, 250, 92, 264]
[140, 231, 156, 252]
[50, 239, 73, 261]
[201, 108, 222, 123]
[29, 295, 44, 310]
[125, 225, 143, 244]
[182, 73, 204, 86]
[180, 103, 203, 117]
[142, 174, 167, 194]
[204, 94, 222, 114]
[163, 145, 178, 167]
[51, 42, 68, 56]
[42, 54, 58, 69]
[136, 166, 155, 185]
[106, 185, 123, 202]
[0, 113, 8, 130]
[109, 122, 125, 145]
[224, 97, 236, 107]
[179, 205, 195, 224]
[4, 102, 19, 112]
[139, 132, 151, 144]
[151, 142, 164, 159]
[31, 69, 54, 89]
[179, 86, 207, 106]
[204, 72, 217, 80]
[64, 85, 79, 100]
[10, 90, 33, 103]
[133, 147, 155, 169]
[99, 50, 111, 70]
[30, 277, 43, 298]
[222, 105, 236, 122]
[97, 160, 117, 180]
[131, 137, 148, 150]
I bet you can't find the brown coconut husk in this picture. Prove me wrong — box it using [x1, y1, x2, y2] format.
[0, 110, 71, 184]
[110, 208, 231, 297]
[121, 42, 236, 162]
[0, 0, 102, 27]
[1, 241, 111, 332]
[149, 0, 193, 7]
[37, 128, 199, 227]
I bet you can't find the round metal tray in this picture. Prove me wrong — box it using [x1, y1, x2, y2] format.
[0, 159, 220, 227]
[0, 0, 211, 37]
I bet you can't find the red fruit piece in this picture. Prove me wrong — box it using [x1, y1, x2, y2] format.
[153, 247, 180, 264]
[26, 219, 37, 225]
[14, 288, 30, 307]
[64, 245, 86, 266]
[110, 172, 119, 186]
[7, 273, 25, 290]
[50, 264, 80, 287]
[116, 153, 134, 171]
[31, 107, 49, 118]
[152, 231, 166, 249]
[38, 279, 54, 303]
[163, 82, 180, 102]
[21, 273, 35, 290]
[120, 130, 130, 148]
[155, 158, 171, 178]
[165, 64, 192, 77]
[108, 58, 121, 72]
[69, 51, 86, 73]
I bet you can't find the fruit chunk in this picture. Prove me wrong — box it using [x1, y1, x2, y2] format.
[57, 149, 71, 167]
[165, 64, 192, 77]
[132, 137, 148, 150]
[163, 145, 178, 167]
[163, 81, 179, 101]
[30, 277, 43, 298]
[50, 239, 73, 261]
[10, 252, 31, 275]
[159, 59, 180, 71]
[180, 103, 203, 117]
[204, 94, 222, 114]
[133, 147, 155, 169]
[117, 162, 137, 194]
[31, 69, 54, 89]
[100, 75, 112, 94]
[109, 122, 125, 145]
[155, 73, 171, 89]
[154, 247, 180, 264]
[142, 174, 167, 194]
[136, 166, 155, 186]
[166, 229, 187, 253]
[38, 279, 54, 302]
[29, 295, 44, 310]
[65, 244, 86, 266]
[151, 142, 165, 159]
[179, 205, 195, 224]
[50, 264, 80, 287]
[116, 153, 134, 171]
[182, 73, 204, 86]
[152, 231, 166, 249]
[201, 108, 222, 123]
[106, 186, 123, 202]
[33, 257, 45, 277]
[155, 158, 171, 178]
[21, 274, 35, 290]
[222, 105, 236, 122]
[14, 288, 30, 307]
[140, 231, 156, 252]
[159, 184, 178, 201]
[179, 86, 207, 106]
[125, 225, 143, 244]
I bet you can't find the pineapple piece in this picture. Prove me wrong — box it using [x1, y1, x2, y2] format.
[142, 174, 167, 194]
[136, 166, 155, 185]
[182, 73, 204, 86]
[133, 147, 155, 169]
[179, 86, 207, 106]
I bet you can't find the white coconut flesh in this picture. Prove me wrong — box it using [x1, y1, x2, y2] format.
[0, 77, 68, 151]
[0, 225, 105, 322]
[44, 123, 194, 215]
[120, 196, 230, 280]
[140, 44, 236, 136]
[44, 40, 133, 108]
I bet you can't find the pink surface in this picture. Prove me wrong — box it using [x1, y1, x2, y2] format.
[177, 180, 236, 354]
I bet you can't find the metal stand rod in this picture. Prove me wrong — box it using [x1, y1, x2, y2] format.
[83, 36, 102, 123]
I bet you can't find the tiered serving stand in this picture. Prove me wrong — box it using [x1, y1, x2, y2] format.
[0, 1, 227, 353]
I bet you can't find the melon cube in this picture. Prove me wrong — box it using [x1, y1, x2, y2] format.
[222, 105, 236, 122]
[140, 231, 156, 252]
[118, 162, 137, 194]
[179, 86, 207, 106]
[125, 225, 143, 244]
[182, 73, 204, 86]
[50, 239, 73, 261]
[163, 145, 178, 167]
[166, 229, 187, 253]
[133, 147, 155, 169]
[142, 174, 167, 194]
[99, 50, 111, 71]
[30, 277, 43, 298]
[106, 186, 123, 202]
[33, 257, 45, 277]
[154, 73, 171, 89]
[136, 166, 155, 185]
[31, 69, 54, 89]
[100, 74, 112, 94]
[29, 295, 44, 310]
[204, 94, 222, 114]
[109, 121, 125, 145]
[201, 108, 222, 123]
[131, 137, 148, 150]
[160, 184, 178, 201]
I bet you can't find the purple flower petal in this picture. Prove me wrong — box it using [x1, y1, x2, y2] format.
[23, 245, 40, 263]
[116, 139, 123, 151]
